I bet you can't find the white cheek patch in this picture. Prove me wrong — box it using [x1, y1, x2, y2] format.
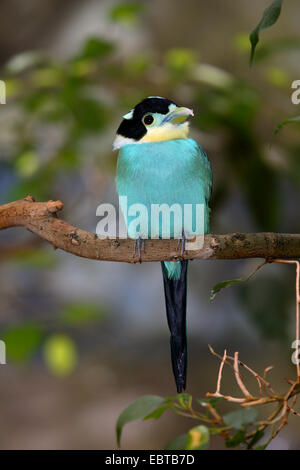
[113, 134, 139, 150]
[123, 109, 134, 120]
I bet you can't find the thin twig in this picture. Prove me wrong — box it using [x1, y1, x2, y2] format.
[244, 259, 269, 282]
[233, 352, 252, 398]
[216, 348, 227, 395]
[209, 345, 275, 394]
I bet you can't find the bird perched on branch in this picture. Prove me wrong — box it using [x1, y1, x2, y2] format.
[114, 96, 212, 392]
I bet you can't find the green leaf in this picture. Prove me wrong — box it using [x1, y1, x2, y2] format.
[178, 393, 192, 409]
[32, 67, 63, 88]
[210, 279, 244, 301]
[4, 324, 43, 363]
[43, 334, 77, 376]
[265, 66, 290, 87]
[164, 48, 197, 74]
[255, 441, 270, 450]
[165, 434, 188, 450]
[186, 425, 210, 450]
[23, 88, 56, 113]
[67, 97, 109, 135]
[124, 54, 152, 76]
[198, 397, 224, 408]
[234, 33, 252, 53]
[116, 395, 165, 447]
[15, 151, 39, 178]
[208, 397, 223, 408]
[77, 37, 115, 60]
[255, 444, 268, 450]
[223, 407, 258, 430]
[165, 392, 192, 406]
[143, 405, 170, 420]
[110, 2, 143, 25]
[247, 429, 264, 449]
[249, 0, 283, 65]
[274, 115, 300, 135]
[61, 302, 105, 326]
[225, 429, 246, 448]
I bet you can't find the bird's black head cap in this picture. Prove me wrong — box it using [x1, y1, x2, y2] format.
[117, 96, 177, 140]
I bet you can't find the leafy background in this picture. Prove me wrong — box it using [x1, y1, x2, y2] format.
[0, 0, 299, 449]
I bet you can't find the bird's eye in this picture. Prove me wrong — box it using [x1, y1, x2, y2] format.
[143, 114, 154, 126]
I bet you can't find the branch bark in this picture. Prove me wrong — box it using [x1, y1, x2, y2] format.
[0, 196, 299, 263]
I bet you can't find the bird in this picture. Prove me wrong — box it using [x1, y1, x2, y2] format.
[114, 96, 212, 392]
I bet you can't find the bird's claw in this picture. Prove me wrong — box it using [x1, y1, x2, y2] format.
[133, 238, 145, 263]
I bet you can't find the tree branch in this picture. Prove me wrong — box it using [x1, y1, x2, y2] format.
[0, 196, 299, 263]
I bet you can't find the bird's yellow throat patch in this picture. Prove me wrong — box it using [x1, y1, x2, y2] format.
[140, 122, 190, 143]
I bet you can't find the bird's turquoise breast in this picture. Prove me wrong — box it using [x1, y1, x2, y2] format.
[116, 138, 212, 239]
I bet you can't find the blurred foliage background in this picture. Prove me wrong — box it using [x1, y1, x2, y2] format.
[0, 0, 299, 449]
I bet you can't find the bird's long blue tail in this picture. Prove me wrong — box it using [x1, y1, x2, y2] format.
[161, 260, 188, 393]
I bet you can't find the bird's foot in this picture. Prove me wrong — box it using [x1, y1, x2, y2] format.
[133, 237, 145, 263]
[177, 233, 186, 257]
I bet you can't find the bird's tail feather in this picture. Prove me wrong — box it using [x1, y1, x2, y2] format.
[161, 260, 188, 393]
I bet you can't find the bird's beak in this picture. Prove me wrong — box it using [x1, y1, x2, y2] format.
[163, 106, 194, 125]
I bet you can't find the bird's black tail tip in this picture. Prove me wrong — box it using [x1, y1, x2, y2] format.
[176, 383, 186, 394]
[161, 260, 188, 393]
